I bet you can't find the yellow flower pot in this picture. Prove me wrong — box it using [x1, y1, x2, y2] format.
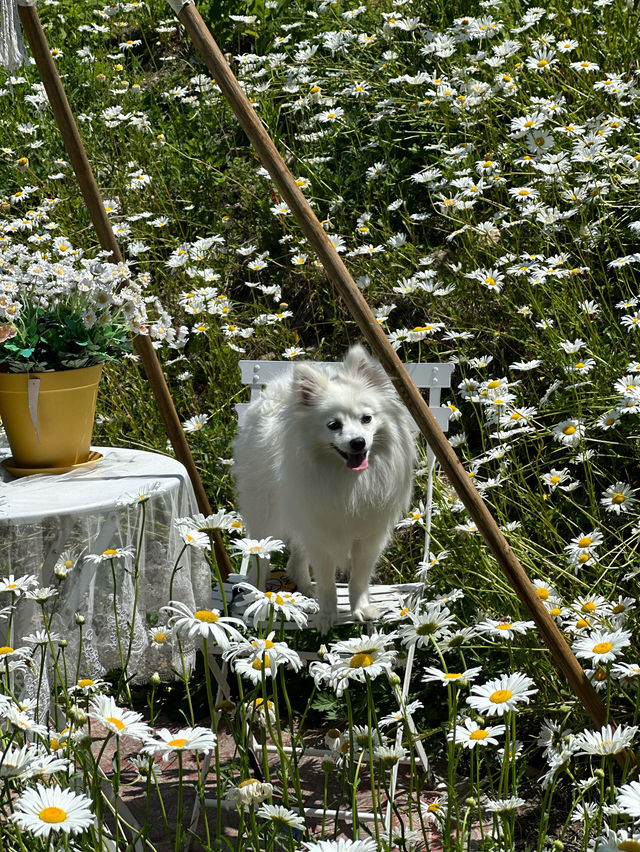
[0, 364, 103, 473]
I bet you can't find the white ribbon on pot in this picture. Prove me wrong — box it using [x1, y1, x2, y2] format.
[0, 0, 34, 72]
[27, 376, 40, 442]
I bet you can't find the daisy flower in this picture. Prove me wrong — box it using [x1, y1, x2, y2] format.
[572, 723, 637, 756]
[88, 695, 152, 741]
[483, 796, 525, 813]
[234, 583, 318, 628]
[467, 672, 538, 716]
[572, 628, 631, 664]
[476, 617, 535, 640]
[304, 839, 378, 852]
[616, 779, 640, 817]
[224, 633, 302, 674]
[422, 665, 482, 686]
[600, 482, 637, 514]
[182, 413, 210, 432]
[225, 778, 274, 807]
[161, 600, 245, 650]
[552, 419, 585, 446]
[10, 784, 93, 838]
[229, 537, 286, 560]
[83, 546, 135, 564]
[176, 523, 210, 549]
[449, 717, 505, 749]
[142, 726, 217, 761]
[374, 743, 408, 767]
[399, 605, 457, 647]
[256, 804, 306, 831]
[0, 573, 38, 596]
[325, 631, 398, 685]
[540, 468, 573, 491]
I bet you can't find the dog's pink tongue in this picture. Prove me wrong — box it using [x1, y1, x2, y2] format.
[347, 455, 369, 471]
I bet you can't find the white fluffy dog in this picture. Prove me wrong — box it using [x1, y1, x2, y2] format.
[233, 345, 416, 631]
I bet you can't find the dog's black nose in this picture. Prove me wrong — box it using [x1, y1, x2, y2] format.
[350, 437, 366, 452]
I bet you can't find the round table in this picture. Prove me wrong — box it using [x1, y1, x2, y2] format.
[0, 446, 212, 705]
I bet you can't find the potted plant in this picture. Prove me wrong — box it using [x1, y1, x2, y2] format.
[0, 243, 182, 476]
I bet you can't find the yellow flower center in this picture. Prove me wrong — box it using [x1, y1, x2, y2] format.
[487, 380, 501, 389]
[612, 492, 626, 504]
[489, 689, 513, 704]
[578, 554, 591, 564]
[469, 729, 488, 740]
[592, 642, 613, 655]
[103, 548, 119, 556]
[563, 425, 576, 435]
[550, 476, 561, 484]
[485, 276, 496, 286]
[574, 362, 585, 369]
[168, 738, 187, 748]
[265, 592, 285, 606]
[537, 59, 549, 67]
[350, 652, 374, 668]
[194, 610, 218, 623]
[576, 618, 589, 628]
[619, 841, 640, 852]
[252, 654, 270, 670]
[550, 607, 562, 617]
[427, 802, 440, 812]
[39, 806, 67, 824]
[612, 604, 625, 614]
[496, 623, 512, 630]
[444, 672, 462, 679]
[106, 717, 126, 730]
[523, 120, 535, 128]
[77, 678, 94, 688]
[581, 601, 596, 612]
[154, 632, 167, 643]
[0, 646, 14, 655]
[536, 588, 550, 600]
[238, 778, 260, 788]
[577, 536, 592, 548]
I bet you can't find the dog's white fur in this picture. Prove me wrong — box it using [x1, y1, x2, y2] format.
[233, 345, 416, 632]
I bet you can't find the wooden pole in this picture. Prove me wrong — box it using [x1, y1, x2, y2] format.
[17, 1, 232, 579]
[170, 0, 617, 734]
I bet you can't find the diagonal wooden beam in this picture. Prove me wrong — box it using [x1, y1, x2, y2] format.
[16, 0, 232, 579]
[167, 0, 626, 743]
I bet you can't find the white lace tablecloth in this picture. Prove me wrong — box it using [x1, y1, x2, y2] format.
[0, 446, 211, 702]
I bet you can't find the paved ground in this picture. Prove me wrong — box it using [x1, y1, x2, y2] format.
[92, 720, 452, 851]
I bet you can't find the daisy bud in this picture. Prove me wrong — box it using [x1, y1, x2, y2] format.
[321, 757, 334, 773]
[58, 639, 68, 648]
[54, 565, 68, 580]
[68, 704, 88, 726]
[465, 797, 477, 808]
[593, 768, 605, 779]
[388, 673, 401, 687]
[215, 699, 236, 714]
[150, 672, 161, 687]
[317, 644, 328, 658]
[75, 613, 85, 626]
[551, 843, 564, 852]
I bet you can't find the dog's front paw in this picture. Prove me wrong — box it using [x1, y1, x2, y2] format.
[294, 578, 315, 599]
[353, 603, 380, 623]
[316, 609, 336, 635]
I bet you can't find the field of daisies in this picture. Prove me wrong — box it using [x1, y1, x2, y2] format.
[2, 0, 640, 849]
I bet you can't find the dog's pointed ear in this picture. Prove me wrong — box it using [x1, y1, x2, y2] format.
[343, 344, 388, 389]
[294, 363, 329, 406]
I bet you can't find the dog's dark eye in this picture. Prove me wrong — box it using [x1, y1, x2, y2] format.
[360, 414, 372, 424]
[327, 419, 342, 431]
